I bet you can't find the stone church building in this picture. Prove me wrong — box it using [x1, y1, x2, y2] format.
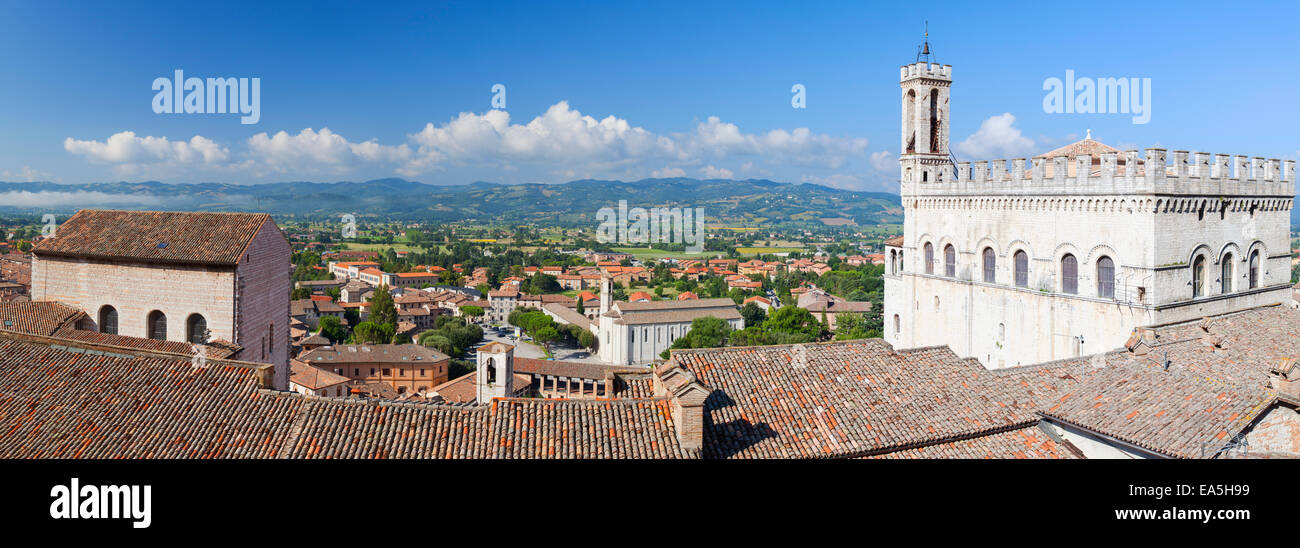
[884, 51, 1295, 369]
[595, 277, 743, 366]
[31, 210, 292, 389]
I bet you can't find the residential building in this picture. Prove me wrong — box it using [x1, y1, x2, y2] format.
[289, 360, 351, 397]
[298, 343, 451, 396]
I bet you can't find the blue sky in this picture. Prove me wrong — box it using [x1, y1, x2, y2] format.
[0, 0, 1296, 191]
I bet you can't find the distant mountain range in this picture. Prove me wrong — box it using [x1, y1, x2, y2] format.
[0, 178, 904, 226]
[6, 177, 1294, 227]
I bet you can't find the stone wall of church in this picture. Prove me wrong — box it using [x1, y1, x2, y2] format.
[32, 256, 237, 344]
[234, 220, 292, 390]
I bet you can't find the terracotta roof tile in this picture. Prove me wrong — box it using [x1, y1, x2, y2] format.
[33, 210, 273, 266]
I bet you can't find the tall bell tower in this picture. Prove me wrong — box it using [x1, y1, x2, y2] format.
[898, 30, 952, 194]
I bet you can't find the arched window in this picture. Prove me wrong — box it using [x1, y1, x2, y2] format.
[186, 314, 207, 344]
[1013, 251, 1028, 288]
[893, 314, 900, 335]
[929, 91, 940, 153]
[943, 244, 956, 277]
[147, 310, 167, 341]
[982, 248, 996, 283]
[905, 90, 917, 153]
[99, 305, 118, 335]
[1096, 256, 1114, 298]
[1192, 255, 1206, 298]
[1221, 253, 1234, 293]
[1248, 250, 1259, 288]
[486, 357, 498, 384]
[924, 243, 934, 274]
[1061, 254, 1078, 294]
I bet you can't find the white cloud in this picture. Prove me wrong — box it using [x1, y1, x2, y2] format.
[62, 101, 874, 183]
[869, 150, 896, 172]
[954, 113, 1036, 159]
[399, 102, 867, 177]
[650, 166, 686, 178]
[402, 102, 666, 175]
[699, 165, 734, 179]
[684, 117, 868, 168]
[0, 190, 165, 207]
[1, 166, 54, 182]
[64, 131, 228, 166]
[799, 173, 863, 190]
[247, 128, 411, 173]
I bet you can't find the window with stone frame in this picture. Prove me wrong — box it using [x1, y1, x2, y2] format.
[1013, 251, 1028, 288]
[1192, 255, 1207, 298]
[1221, 253, 1234, 293]
[147, 310, 167, 341]
[981, 248, 995, 283]
[1061, 254, 1078, 294]
[1248, 250, 1260, 289]
[99, 305, 118, 335]
[1096, 256, 1115, 298]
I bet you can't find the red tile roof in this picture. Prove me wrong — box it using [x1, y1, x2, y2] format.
[668, 340, 1041, 458]
[0, 302, 86, 335]
[869, 425, 1079, 459]
[33, 210, 274, 266]
[290, 360, 351, 390]
[0, 329, 693, 459]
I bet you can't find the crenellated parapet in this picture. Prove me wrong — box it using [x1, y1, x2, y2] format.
[899, 62, 952, 83]
[913, 148, 1295, 198]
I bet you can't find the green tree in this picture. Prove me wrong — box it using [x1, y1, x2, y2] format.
[832, 312, 879, 341]
[367, 285, 398, 328]
[740, 301, 767, 328]
[577, 328, 598, 351]
[534, 326, 560, 355]
[460, 305, 484, 320]
[765, 306, 821, 340]
[527, 273, 561, 294]
[672, 316, 733, 350]
[317, 315, 348, 344]
[353, 321, 395, 344]
[418, 331, 455, 356]
[291, 286, 311, 300]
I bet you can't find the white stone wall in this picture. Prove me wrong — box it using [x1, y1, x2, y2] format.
[884, 63, 1294, 370]
[599, 316, 743, 366]
[886, 192, 1292, 368]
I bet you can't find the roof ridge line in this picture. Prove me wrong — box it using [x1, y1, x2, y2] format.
[0, 327, 272, 373]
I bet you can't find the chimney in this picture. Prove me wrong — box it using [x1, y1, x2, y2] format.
[1269, 358, 1300, 401]
[1125, 328, 1156, 355]
[653, 363, 709, 451]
